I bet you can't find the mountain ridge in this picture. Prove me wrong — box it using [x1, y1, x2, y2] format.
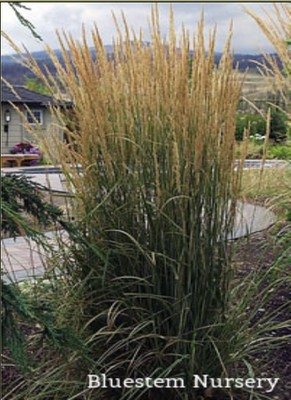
[2, 47, 280, 85]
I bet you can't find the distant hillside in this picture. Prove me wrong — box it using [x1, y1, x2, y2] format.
[1, 47, 281, 86]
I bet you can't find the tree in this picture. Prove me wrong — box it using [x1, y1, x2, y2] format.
[8, 2, 42, 41]
[1, 175, 63, 371]
[24, 76, 50, 95]
[270, 107, 288, 142]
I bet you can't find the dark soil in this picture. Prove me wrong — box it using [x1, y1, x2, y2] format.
[233, 222, 291, 400]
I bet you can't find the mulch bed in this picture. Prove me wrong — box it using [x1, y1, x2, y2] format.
[233, 222, 291, 400]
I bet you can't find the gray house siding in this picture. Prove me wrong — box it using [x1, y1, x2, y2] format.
[1, 105, 21, 153]
[1, 85, 64, 155]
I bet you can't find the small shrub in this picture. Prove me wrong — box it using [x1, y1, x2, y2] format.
[235, 112, 266, 141]
[269, 144, 291, 160]
[236, 108, 288, 143]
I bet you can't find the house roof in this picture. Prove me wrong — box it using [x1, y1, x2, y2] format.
[1, 83, 53, 106]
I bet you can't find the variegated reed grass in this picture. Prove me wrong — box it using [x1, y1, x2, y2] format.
[3, 7, 251, 399]
[245, 3, 290, 106]
[245, 3, 290, 218]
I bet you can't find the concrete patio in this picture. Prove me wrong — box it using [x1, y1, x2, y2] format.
[2, 161, 286, 282]
[1, 201, 277, 283]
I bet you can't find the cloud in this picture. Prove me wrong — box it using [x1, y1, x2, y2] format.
[1, 2, 276, 55]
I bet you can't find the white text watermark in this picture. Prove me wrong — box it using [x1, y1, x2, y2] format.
[87, 374, 279, 393]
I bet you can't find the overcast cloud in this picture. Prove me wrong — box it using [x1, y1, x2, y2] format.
[1, 2, 276, 56]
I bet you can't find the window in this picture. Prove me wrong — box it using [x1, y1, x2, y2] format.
[26, 109, 43, 125]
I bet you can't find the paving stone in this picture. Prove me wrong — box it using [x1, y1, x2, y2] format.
[1, 201, 277, 282]
[1, 162, 282, 282]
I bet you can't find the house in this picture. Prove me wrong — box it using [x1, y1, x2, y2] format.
[1, 83, 63, 154]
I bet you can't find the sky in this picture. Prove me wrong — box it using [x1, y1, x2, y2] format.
[1, 2, 277, 56]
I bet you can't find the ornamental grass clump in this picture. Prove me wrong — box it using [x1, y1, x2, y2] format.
[4, 7, 252, 399]
[245, 3, 290, 105]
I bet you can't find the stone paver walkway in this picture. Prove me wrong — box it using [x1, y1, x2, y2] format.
[232, 201, 276, 238]
[2, 159, 288, 193]
[1, 202, 277, 283]
[2, 166, 70, 194]
[2, 161, 284, 282]
[2, 231, 68, 283]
